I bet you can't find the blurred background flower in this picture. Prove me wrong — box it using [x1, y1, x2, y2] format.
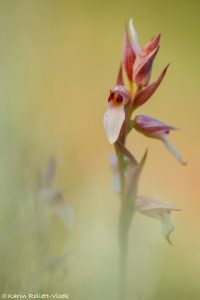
[0, 1, 199, 299]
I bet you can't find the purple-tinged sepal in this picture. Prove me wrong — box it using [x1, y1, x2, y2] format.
[135, 195, 181, 245]
[134, 115, 186, 164]
[134, 114, 175, 137]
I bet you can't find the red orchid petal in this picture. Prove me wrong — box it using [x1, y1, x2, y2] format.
[143, 34, 161, 55]
[116, 63, 124, 86]
[123, 26, 136, 82]
[133, 64, 169, 109]
[134, 46, 159, 87]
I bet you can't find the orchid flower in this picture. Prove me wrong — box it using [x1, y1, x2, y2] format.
[135, 195, 181, 245]
[103, 20, 171, 146]
[134, 115, 186, 164]
[37, 157, 73, 230]
[123, 19, 160, 87]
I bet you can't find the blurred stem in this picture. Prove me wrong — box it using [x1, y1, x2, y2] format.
[118, 200, 134, 300]
[115, 87, 140, 298]
[115, 143, 125, 198]
[115, 142, 135, 300]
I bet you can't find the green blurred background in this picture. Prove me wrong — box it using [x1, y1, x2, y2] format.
[0, 0, 199, 299]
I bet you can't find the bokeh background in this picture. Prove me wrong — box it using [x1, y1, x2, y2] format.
[0, 0, 199, 299]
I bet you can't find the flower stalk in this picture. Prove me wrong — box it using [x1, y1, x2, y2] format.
[115, 141, 141, 300]
[118, 198, 133, 299]
[104, 19, 185, 299]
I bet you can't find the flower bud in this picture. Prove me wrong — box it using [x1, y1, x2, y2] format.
[128, 19, 160, 87]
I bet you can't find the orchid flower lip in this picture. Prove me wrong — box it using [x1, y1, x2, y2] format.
[104, 84, 131, 144]
[103, 103, 126, 144]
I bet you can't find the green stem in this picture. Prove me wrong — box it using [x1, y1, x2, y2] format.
[115, 91, 139, 299]
[115, 143, 125, 199]
[115, 142, 135, 300]
[118, 201, 134, 300]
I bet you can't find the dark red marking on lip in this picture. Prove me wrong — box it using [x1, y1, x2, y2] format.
[116, 94, 123, 103]
[108, 92, 115, 102]
[108, 92, 123, 104]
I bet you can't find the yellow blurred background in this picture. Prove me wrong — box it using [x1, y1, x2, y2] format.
[0, 0, 199, 299]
